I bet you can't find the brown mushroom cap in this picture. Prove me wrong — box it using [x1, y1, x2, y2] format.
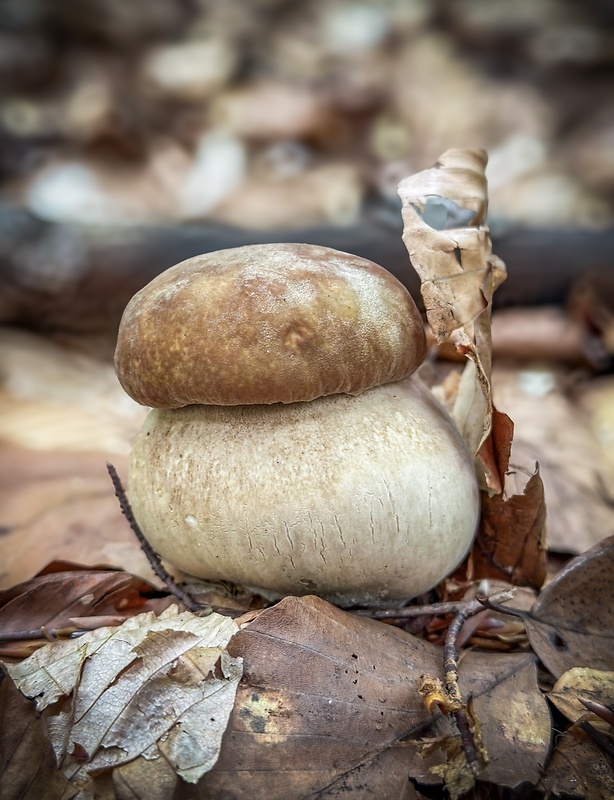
[114, 243, 426, 407]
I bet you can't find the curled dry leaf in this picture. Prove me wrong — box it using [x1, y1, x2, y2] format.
[398, 148, 507, 468]
[525, 535, 614, 678]
[0, 666, 76, 800]
[7, 606, 242, 790]
[199, 595, 550, 799]
[0, 564, 173, 657]
[468, 467, 547, 589]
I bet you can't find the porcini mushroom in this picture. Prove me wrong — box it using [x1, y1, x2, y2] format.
[115, 243, 479, 606]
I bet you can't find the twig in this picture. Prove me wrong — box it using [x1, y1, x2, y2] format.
[106, 462, 203, 614]
[444, 609, 482, 778]
[0, 627, 75, 642]
[579, 698, 614, 727]
[579, 720, 614, 760]
[477, 595, 528, 619]
[353, 589, 515, 620]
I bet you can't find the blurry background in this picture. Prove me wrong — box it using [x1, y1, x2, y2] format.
[0, 0, 613, 587]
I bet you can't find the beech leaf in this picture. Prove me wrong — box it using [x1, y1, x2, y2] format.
[0, 666, 76, 800]
[525, 535, 614, 678]
[7, 606, 242, 789]
[0, 564, 173, 657]
[548, 667, 614, 724]
[398, 148, 507, 464]
[469, 466, 548, 589]
[199, 595, 551, 799]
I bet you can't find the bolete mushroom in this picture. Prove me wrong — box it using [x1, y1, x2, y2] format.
[115, 243, 479, 606]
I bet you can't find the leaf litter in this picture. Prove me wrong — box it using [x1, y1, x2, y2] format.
[1, 148, 613, 798]
[5, 606, 242, 794]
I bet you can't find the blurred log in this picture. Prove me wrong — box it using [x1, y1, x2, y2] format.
[1, 204, 613, 346]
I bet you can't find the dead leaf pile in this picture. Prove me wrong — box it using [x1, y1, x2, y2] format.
[3, 605, 242, 798]
[0, 562, 175, 660]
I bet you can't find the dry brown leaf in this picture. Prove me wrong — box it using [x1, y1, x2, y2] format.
[525, 535, 614, 678]
[493, 366, 614, 554]
[579, 376, 614, 500]
[0, 445, 158, 588]
[311, 747, 424, 800]
[398, 148, 507, 468]
[7, 606, 242, 791]
[412, 650, 551, 791]
[0, 328, 146, 455]
[201, 595, 441, 799]
[548, 667, 614, 724]
[0, 665, 77, 800]
[112, 755, 182, 800]
[468, 467, 547, 589]
[199, 595, 550, 799]
[0, 565, 174, 657]
[539, 731, 614, 800]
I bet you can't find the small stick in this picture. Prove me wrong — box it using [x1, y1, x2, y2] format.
[353, 589, 515, 620]
[579, 698, 614, 727]
[579, 720, 614, 760]
[477, 595, 528, 619]
[0, 627, 75, 642]
[444, 609, 482, 777]
[106, 462, 203, 613]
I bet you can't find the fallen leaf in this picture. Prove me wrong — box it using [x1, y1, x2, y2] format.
[7, 606, 242, 791]
[0, 564, 174, 657]
[579, 376, 614, 500]
[311, 746, 424, 800]
[548, 667, 614, 724]
[412, 650, 551, 791]
[201, 595, 441, 799]
[398, 148, 507, 470]
[494, 366, 614, 554]
[112, 755, 181, 800]
[199, 595, 551, 799]
[0, 328, 146, 455]
[538, 731, 614, 800]
[0, 445, 158, 588]
[525, 535, 614, 678]
[0, 665, 76, 800]
[468, 467, 547, 589]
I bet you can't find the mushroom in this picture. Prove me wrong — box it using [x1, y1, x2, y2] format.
[115, 243, 479, 606]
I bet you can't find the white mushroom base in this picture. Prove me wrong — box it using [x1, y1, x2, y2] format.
[128, 377, 480, 607]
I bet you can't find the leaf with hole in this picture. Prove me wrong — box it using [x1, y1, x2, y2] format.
[525, 535, 614, 678]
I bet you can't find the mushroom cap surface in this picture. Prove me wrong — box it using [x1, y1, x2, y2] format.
[128, 376, 479, 606]
[115, 243, 426, 407]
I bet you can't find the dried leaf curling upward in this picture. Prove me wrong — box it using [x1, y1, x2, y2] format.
[398, 149, 507, 461]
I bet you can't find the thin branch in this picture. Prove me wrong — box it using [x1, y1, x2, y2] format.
[444, 610, 483, 778]
[353, 589, 515, 620]
[579, 698, 614, 727]
[106, 462, 203, 614]
[579, 720, 614, 760]
[0, 627, 75, 642]
[477, 595, 529, 619]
